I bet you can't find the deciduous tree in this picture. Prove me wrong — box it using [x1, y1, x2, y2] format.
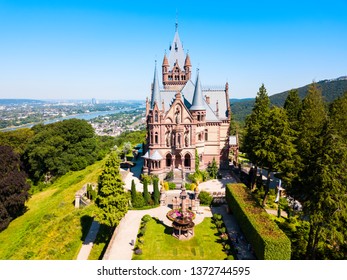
[0, 146, 30, 232]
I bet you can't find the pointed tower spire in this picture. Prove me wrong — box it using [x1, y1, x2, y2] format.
[190, 70, 205, 111]
[151, 61, 161, 110]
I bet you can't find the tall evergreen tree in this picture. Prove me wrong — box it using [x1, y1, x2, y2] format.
[142, 177, 150, 205]
[329, 91, 347, 141]
[130, 179, 136, 204]
[0, 146, 30, 232]
[195, 149, 200, 172]
[152, 176, 160, 205]
[95, 152, 128, 227]
[207, 158, 219, 179]
[243, 84, 271, 167]
[288, 83, 327, 199]
[303, 121, 347, 259]
[254, 107, 296, 205]
[284, 89, 301, 128]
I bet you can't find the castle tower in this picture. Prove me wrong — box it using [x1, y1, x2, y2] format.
[150, 61, 161, 110]
[162, 23, 191, 90]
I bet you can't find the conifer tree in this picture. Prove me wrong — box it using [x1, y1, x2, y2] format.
[288, 83, 327, 199]
[303, 121, 347, 259]
[195, 149, 200, 172]
[130, 179, 136, 204]
[142, 177, 150, 205]
[255, 107, 296, 205]
[207, 158, 219, 179]
[329, 91, 347, 141]
[95, 152, 128, 227]
[152, 176, 160, 205]
[284, 89, 301, 128]
[243, 84, 271, 167]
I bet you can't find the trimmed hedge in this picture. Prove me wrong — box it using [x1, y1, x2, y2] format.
[226, 183, 291, 260]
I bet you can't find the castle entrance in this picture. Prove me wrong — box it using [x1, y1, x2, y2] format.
[175, 154, 182, 169]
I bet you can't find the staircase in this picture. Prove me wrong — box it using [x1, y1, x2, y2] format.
[172, 168, 184, 189]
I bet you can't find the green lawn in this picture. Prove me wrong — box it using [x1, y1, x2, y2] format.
[0, 159, 105, 260]
[132, 217, 228, 260]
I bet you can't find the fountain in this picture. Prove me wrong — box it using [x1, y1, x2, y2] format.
[171, 187, 195, 240]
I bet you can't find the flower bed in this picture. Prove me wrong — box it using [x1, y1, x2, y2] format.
[166, 209, 196, 221]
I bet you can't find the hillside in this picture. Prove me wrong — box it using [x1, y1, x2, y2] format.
[0, 159, 105, 259]
[231, 77, 347, 122]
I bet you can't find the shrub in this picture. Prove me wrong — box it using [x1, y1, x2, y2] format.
[162, 181, 169, 191]
[165, 171, 173, 180]
[132, 192, 146, 208]
[213, 213, 222, 221]
[226, 183, 291, 260]
[198, 190, 213, 205]
[142, 215, 152, 222]
[185, 182, 192, 190]
[168, 182, 176, 190]
[138, 237, 144, 244]
[134, 248, 142, 255]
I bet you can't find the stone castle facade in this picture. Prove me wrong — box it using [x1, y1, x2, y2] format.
[143, 24, 231, 180]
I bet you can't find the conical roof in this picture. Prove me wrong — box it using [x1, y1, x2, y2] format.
[190, 71, 205, 111]
[184, 53, 192, 67]
[162, 53, 169, 66]
[150, 62, 161, 110]
[168, 24, 185, 70]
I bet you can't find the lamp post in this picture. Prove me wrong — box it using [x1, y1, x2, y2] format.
[275, 179, 282, 218]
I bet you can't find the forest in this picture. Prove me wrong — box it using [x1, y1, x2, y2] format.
[0, 118, 145, 232]
[242, 83, 347, 259]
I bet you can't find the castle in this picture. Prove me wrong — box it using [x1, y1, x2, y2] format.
[143, 23, 232, 181]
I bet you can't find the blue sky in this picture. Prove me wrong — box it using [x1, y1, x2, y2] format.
[0, 0, 346, 100]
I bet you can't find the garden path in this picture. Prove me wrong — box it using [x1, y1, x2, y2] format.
[76, 220, 100, 260]
[102, 205, 213, 260]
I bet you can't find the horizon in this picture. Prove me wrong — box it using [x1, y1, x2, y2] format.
[1, 0, 346, 100]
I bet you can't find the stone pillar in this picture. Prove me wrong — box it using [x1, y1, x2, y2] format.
[160, 187, 166, 206]
[75, 194, 81, 208]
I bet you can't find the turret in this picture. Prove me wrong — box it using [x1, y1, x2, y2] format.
[190, 70, 206, 123]
[150, 61, 161, 110]
[184, 53, 192, 80]
[162, 53, 169, 84]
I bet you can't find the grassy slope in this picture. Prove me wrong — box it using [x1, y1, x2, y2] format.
[0, 159, 105, 260]
[132, 217, 227, 260]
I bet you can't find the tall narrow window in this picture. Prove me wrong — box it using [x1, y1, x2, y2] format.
[205, 129, 208, 141]
[155, 132, 158, 144]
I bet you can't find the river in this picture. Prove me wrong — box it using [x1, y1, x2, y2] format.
[0, 110, 122, 132]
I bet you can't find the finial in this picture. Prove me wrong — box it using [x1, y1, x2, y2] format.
[175, 10, 178, 31]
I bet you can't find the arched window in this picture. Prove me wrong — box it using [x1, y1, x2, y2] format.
[166, 154, 172, 167]
[198, 133, 202, 141]
[155, 132, 158, 144]
[155, 112, 158, 122]
[184, 154, 191, 168]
